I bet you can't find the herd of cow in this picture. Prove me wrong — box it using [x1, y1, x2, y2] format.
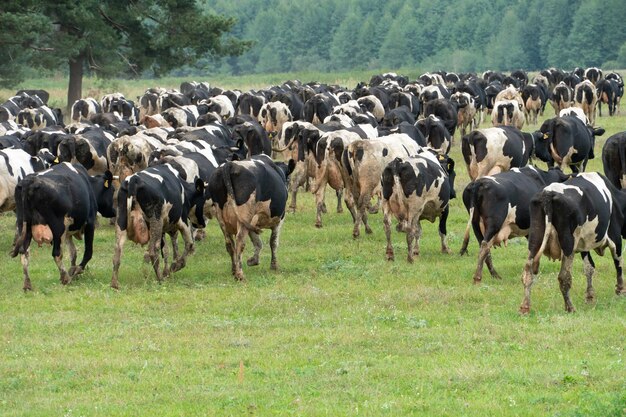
[1, 66, 626, 314]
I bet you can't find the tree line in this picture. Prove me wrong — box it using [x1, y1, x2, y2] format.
[197, 0, 626, 76]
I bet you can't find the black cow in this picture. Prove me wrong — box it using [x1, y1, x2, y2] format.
[596, 79, 619, 117]
[535, 115, 605, 173]
[605, 72, 624, 113]
[484, 81, 504, 113]
[381, 106, 415, 127]
[11, 163, 115, 290]
[303, 93, 340, 125]
[381, 151, 455, 262]
[520, 172, 626, 313]
[208, 154, 295, 281]
[111, 163, 207, 288]
[460, 166, 569, 283]
[601, 131, 626, 189]
[423, 98, 458, 137]
[461, 126, 536, 180]
[232, 121, 272, 157]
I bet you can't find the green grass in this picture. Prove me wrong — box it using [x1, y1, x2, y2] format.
[1, 75, 626, 416]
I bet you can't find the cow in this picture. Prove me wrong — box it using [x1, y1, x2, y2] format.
[71, 98, 101, 123]
[138, 87, 167, 117]
[232, 121, 272, 157]
[0, 96, 25, 122]
[460, 166, 570, 283]
[345, 134, 423, 238]
[521, 84, 544, 125]
[574, 80, 598, 125]
[107, 130, 169, 184]
[419, 85, 450, 114]
[17, 106, 60, 130]
[161, 105, 199, 128]
[303, 93, 339, 125]
[16, 89, 50, 105]
[605, 72, 624, 113]
[357, 95, 385, 122]
[389, 91, 420, 118]
[110, 162, 207, 288]
[381, 151, 456, 262]
[550, 82, 573, 115]
[204, 95, 235, 120]
[208, 154, 295, 281]
[258, 101, 293, 144]
[491, 100, 524, 129]
[519, 172, 626, 313]
[450, 92, 477, 137]
[601, 132, 626, 189]
[596, 78, 619, 117]
[0, 148, 54, 212]
[510, 70, 529, 88]
[484, 81, 504, 114]
[535, 115, 605, 173]
[237, 91, 266, 118]
[11, 163, 116, 290]
[423, 98, 458, 137]
[381, 106, 416, 127]
[461, 126, 536, 181]
[101, 93, 126, 113]
[584, 67, 603, 85]
[56, 129, 113, 175]
[416, 115, 451, 155]
[21, 128, 68, 156]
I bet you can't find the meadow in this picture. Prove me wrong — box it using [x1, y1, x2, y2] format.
[1, 73, 625, 416]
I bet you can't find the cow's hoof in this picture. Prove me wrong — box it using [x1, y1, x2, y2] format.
[459, 249, 468, 256]
[288, 206, 297, 214]
[519, 305, 530, 315]
[473, 277, 482, 285]
[247, 257, 259, 267]
[69, 265, 84, 276]
[491, 272, 502, 280]
[60, 272, 71, 285]
[143, 252, 151, 263]
[321, 203, 328, 214]
[194, 229, 206, 241]
[365, 226, 373, 234]
[315, 222, 323, 229]
[616, 287, 626, 296]
[234, 272, 245, 282]
[171, 260, 185, 273]
[566, 306, 576, 313]
[270, 262, 278, 271]
[23, 281, 32, 292]
[352, 231, 360, 239]
[441, 247, 452, 255]
[586, 293, 596, 303]
[337, 207, 343, 214]
[386, 253, 394, 262]
[406, 256, 414, 264]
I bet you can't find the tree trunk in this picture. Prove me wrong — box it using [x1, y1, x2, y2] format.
[67, 53, 84, 113]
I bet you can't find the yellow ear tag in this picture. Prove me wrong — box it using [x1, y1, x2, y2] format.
[53, 157, 59, 163]
[104, 180, 109, 188]
[543, 133, 549, 140]
[438, 155, 445, 161]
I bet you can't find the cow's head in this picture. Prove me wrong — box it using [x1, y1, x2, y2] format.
[188, 178, 207, 229]
[89, 170, 116, 218]
[534, 119, 556, 165]
[275, 159, 297, 185]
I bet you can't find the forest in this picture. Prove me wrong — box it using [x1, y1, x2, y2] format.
[193, 0, 626, 76]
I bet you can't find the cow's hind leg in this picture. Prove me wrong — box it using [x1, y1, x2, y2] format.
[438, 206, 451, 254]
[558, 255, 576, 312]
[383, 208, 394, 261]
[147, 219, 164, 282]
[608, 240, 626, 296]
[71, 222, 95, 277]
[247, 232, 262, 266]
[234, 225, 250, 281]
[21, 249, 32, 291]
[171, 221, 193, 273]
[111, 225, 127, 289]
[581, 252, 596, 302]
[336, 190, 343, 213]
[269, 219, 284, 271]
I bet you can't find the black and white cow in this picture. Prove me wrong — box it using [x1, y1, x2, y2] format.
[601, 131, 626, 189]
[111, 162, 207, 288]
[584, 67, 603, 85]
[56, 129, 113, 175]
[71, 98, 101, 123]
[520, 172, 626, 313]
[382, 151, 455, 262]
[208, 154, 295, 281]
[550, 82, 573, 115]
[0, 148, 54, 212]
[423, 98, 458, 136]
[346, 134, 423, 238]
[484, 81, 505, 114]
[461, 126, 536, 180]
[11, 163, 116, 290]
[574, 80, 598, 125]
[232, 121, 272, 157]
[204, 95, 235, 120]
[416, 115, 451, 155]
[17, 106, 60, 130]
[605, 72, 624, 113]
[596, 78, 619, 117]
[237, 91, 266, 119]
[535, 115, 605, 173]
[161, 105, 199, 128]
[460, 166, 569, 283]
[303, 93, 340, 125]
[491, 100, 524, 129]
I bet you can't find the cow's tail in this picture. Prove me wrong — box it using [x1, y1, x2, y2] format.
[583, 86, 593, 106]
[222, 162, 261, 234]
[619, 139, 626, 189]
[11, 179, 36, 257]
[531, 193, 555, 266]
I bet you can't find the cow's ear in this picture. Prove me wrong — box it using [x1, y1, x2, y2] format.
[593, 127, 606, 136]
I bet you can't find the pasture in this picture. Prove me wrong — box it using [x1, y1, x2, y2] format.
[1, 74, 626, 416]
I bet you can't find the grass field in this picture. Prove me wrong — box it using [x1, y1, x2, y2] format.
[1, 74, 626, 416]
